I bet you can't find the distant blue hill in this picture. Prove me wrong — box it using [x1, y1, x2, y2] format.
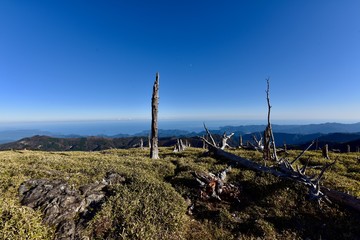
[219, 122, 360, 134]
[1, 122, 360, 144]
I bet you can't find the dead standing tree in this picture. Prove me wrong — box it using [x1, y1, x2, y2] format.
[150, 72, 160, 159]
[263, 78, 278, 162]
[173, 139, 186, 152]
[322, 144, 330, 159]
[200, 80, 360, 212]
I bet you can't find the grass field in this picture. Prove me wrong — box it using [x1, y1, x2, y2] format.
[0, 147, 359, 239]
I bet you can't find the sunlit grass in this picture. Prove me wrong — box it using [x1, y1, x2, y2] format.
[0, 147, 359, 239]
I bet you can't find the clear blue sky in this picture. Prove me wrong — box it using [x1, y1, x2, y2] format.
[0, 0, 359, 123]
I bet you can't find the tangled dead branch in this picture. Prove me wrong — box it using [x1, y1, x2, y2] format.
[202, 123, 234, 150]
[192, 166, 240, 202]
[202, 131, 360, 212]
[200, 79, 360, 212]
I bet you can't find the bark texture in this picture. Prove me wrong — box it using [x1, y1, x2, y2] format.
[150, 72, 160, 159]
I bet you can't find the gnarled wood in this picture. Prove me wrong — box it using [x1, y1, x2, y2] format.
[264, 78, 278, 162]
[193, 166, 240, 201]
[173, 139, 186, 152]
[202, 126, 360, 213]
[220, 132, 234, 150]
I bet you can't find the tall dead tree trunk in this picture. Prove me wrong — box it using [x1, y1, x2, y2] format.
[347, 145, 351, 153]
[263, 78, 278, 162]
[150, 72, 160, 159]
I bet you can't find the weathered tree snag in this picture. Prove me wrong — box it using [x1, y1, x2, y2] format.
[289, 140, 315, 165]
[193, 166, 240, 202]
[203, 123, 217, 147]
[199, 79, 360, 211]
[140, 138, 144, 149]
[173, 139, 185, 152]
[249, 134, 264, 151]
[347, 145, 351, 153]
[202, 123, 234, 150]
[322, 144, 330, 159]
[202, 135, 207, 149]
[321, 187, 360, 212]
[239, 134, 243, 148]
[180, 139, 185, 150]
[220, 132, 234, 150]
[150, 72, 160, 159]
[201, 128, 360, 213]
[263, 78, 278, 162]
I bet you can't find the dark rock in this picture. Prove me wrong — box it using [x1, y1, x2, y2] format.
[19, 172, 126, 239]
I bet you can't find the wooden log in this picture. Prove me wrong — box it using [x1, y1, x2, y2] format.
[322, 188, 360, 213]
[205, 143, 360, 213]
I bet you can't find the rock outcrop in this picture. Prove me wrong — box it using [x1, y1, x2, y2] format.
[19, 172, 126, 239]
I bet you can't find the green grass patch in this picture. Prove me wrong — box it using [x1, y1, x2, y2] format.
[0, 147, 359, 239]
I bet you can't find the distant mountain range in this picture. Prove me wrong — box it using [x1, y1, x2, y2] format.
[1, 122, 360, 143]
[1, 132, 360, 152]
[1, 122, 360, 152]
[218, 122, 360, 134]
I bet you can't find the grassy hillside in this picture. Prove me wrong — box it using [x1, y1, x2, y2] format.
[0, 148, 359, 239]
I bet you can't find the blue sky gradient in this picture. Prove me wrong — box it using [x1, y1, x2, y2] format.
[0, 0, 359, 123]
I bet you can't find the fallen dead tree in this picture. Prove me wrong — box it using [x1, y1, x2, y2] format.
[199, 80, 360, 213]
[201, 135, 360, 212]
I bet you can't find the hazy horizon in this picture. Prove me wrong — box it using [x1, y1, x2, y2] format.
[0, 119, 360, 136]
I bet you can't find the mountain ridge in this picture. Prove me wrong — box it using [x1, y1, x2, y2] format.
[1, 122, 360, 146]
[1, 131, 360, 152]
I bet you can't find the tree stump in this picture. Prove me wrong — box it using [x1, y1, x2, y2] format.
[322, 144, 330, 159]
